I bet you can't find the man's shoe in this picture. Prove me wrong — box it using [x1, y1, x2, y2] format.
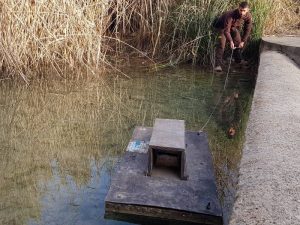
[214, 66, 222, 72]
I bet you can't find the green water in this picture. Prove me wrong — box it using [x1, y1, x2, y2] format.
[0, 65, 254, 225]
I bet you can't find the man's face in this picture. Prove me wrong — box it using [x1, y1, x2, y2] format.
[238, 7, 249, 16]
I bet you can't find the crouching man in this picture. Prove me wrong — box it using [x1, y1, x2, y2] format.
[213, 1, 252, 72]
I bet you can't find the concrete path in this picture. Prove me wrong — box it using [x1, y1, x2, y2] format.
[229, 37, 300, 225]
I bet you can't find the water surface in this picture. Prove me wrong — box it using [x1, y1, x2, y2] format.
[0, 65, 254, 225]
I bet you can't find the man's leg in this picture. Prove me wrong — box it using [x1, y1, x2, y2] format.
[231, 28, 242, 63]
[215, 29, 226, 69]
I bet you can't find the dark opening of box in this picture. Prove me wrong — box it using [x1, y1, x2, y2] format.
[152, 149, 181, 178]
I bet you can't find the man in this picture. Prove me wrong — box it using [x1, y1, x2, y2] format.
[213, 2, 252, 72]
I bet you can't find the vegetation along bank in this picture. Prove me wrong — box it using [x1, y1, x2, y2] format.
[0, 0, 299, 82]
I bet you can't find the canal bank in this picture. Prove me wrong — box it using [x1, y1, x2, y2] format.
[229, 36, 300, 225]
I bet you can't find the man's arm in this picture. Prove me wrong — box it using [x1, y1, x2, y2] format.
[242, 13, 252, 42]
[224, 17, 233, 43]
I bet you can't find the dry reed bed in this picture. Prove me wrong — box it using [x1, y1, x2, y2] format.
[0, 0, 298, 81]
[264, 0, 300, 34]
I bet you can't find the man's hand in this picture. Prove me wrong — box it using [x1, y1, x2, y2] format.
[230, 41, 235, 49]
[239, 42, 245, 48]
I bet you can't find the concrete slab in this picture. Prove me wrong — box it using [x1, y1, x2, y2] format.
[105, 127, 223, 224]
[229, 51, 300, 225]
[149, 118, 185, 151]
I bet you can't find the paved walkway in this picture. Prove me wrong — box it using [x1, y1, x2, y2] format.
[229, 37, 300, 225]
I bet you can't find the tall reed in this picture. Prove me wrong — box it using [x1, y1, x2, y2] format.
[0, 0, 298, 81]
[0, 1, 111, 82]
[264, 0, 300, 34]
[241, 0, 273, 59]
[166, 0, 230, 65]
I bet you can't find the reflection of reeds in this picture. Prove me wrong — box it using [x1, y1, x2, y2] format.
[0, 67, 255, 224]
[0, 78, 126, 224]
[0, 1, 298, 81]
[0, 69, 218, 224]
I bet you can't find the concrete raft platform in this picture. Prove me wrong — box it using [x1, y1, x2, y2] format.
[105, 127, 223, 224]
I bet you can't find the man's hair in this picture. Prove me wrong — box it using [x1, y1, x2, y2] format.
[239, 1, 249, 8]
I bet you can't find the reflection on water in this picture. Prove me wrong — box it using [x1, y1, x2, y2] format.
[0, 66, 254, 225]
[27, 160, 131, 225]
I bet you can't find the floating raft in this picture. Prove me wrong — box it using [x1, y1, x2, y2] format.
[105, 119, 223, 225]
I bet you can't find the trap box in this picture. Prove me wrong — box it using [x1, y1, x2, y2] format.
[105, 119, 223, 225]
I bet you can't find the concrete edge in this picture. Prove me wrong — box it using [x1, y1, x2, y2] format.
[229, 36, 300, 225]
[260, 37, 300, 66]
